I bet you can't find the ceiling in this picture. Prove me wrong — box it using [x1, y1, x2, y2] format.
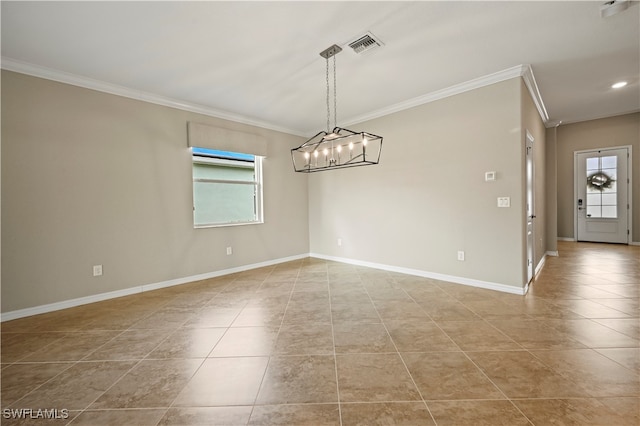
[2, 1, 638, 136]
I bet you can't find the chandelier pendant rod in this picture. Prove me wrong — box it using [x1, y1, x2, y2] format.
[333, 53, 337, 130]
[326, 55, 330, 134]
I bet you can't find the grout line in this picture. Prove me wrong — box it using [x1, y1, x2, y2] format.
[74, 275, 245, 423]
[459, 350, 536, 425]
[359, 270, 440, 426]
[326, 262, 344, 426]
[398, 277, 536, 425]
[77, 329, 200, 422]
[246, 261, 302, 425]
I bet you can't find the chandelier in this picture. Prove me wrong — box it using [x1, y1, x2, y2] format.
[291, 44, 383, 173]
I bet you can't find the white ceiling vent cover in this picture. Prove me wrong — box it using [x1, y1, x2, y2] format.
[348, 32, 384, 54]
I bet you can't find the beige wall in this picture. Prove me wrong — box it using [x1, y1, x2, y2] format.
[1, 70, 557, 314]
[1, 71, 309, 313]
[308, 78, 531, 289]
[556, 113, 640, 242]
[544, 125, 558, 253]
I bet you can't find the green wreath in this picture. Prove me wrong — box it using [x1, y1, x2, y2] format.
[587, 172, 615, 191]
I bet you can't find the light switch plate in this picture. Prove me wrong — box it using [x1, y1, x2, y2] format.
[497, 197, 510, 207]
[93, 265, 103, 276]
[485, 171, 496, 181]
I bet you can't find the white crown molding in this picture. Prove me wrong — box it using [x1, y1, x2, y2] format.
[1, 57, 307, 137]
[3, 57, 558, 136]
[310, 253, 527, 296]
[0, 253, 309, 322]
[339, 64, 551, 130]
[522, 64, 550, 124]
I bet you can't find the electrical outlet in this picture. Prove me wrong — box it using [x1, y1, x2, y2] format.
[497, 197, 511, 208]
[337, 238, 342, 247]
[226, 247, 233, 255]
[93, 265, 103, 276]
[457, 251, 465, 261]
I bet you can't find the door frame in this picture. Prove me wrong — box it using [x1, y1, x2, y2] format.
[573, 145, 633, 244]
[525, 131, 535, 284]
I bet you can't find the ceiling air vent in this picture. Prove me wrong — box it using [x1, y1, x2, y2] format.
[348, 32, 384, 55]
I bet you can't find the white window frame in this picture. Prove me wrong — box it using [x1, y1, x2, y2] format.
[192, 150, 264, 228]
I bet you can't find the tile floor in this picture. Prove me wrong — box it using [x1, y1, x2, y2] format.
[1, 241, 638, 425]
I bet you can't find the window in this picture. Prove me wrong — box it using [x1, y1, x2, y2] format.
[192, 147, 263, 227]
[585, 155, 617, 219]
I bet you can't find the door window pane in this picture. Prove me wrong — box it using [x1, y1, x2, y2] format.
[601, 206, 617, 218]
[587, 193, 601, 205]
[601, 193, 616, 205]
[602, 181, 617, 194]
[587, 206, 601, 218]
[586, 157, 600, 171]
[601, 155, 617, 169]
[585, 155, 617, 219]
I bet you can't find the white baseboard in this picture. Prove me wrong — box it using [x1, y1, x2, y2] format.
[1, 287, 144, 323]
[5, 250, 564, 321]
[139, 253, 308, 293]
[310, 253, 527, 296]
[0, 253, 309, 322]
[557, 237, 640, 246]
[534, 254, 547, 277]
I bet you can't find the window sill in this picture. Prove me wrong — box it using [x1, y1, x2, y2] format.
[194, 220, 264, 229]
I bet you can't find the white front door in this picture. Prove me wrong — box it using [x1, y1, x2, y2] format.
[575, 147, 629, 244]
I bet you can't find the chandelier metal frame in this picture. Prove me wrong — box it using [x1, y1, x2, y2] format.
[291, 44, 383, 173]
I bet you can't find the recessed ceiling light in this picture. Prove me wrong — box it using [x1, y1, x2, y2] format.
[612, 81, 628, 89]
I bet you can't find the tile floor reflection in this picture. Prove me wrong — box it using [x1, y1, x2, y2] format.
[1, 241, 638, 425]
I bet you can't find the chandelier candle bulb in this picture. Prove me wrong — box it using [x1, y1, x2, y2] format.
[362, 136, 367, 159]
